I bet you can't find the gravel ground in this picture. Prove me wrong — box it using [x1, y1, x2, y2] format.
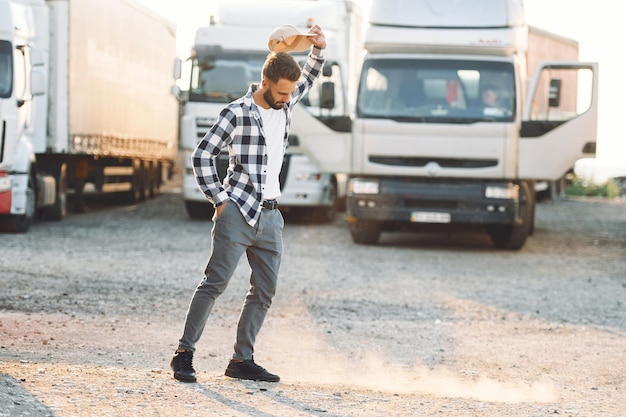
[1, 171, 625, 417]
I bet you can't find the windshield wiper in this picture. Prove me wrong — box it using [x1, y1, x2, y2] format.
[388, 116, 426, 123]
[391, 116, 484, 124]
[206, 91, 241, 101]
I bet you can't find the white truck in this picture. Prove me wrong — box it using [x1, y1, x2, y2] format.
[302, 0, 598, 249]
[0, 0, 178, 233]
[173, 0, 363, 221]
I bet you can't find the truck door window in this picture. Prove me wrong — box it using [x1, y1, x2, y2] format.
[521, 66, 594, 139]
[529, 67, 592, 121]
[0, 41, 12, 98]
[300, 62, 346, 117]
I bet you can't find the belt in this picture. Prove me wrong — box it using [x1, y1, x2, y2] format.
[261, 200, 279, 210]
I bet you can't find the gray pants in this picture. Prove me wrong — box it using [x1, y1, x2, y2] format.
[178, 202, 284, 361]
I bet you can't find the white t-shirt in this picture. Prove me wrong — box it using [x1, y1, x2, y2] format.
[257, 106, 286, 200]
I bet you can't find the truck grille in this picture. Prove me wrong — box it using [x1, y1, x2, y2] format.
[369, 156, 497, 168]
[196, 118, 215, 141]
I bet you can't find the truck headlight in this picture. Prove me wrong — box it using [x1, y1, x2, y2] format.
[348, 179, 379, 194]
[485, 184, 519, 200]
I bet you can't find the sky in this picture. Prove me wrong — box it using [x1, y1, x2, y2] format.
[135, 0, 624, 183]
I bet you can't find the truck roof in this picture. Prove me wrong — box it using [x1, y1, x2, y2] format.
[364, 0, 530, 55]
[214, 0, 348, 32]
[369, 0, 525, 28]
[195, 0, 364, 64]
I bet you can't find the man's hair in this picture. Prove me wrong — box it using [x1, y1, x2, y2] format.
[262, 52, 302, 83]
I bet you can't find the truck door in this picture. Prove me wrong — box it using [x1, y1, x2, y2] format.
[290, 60, 353, 174]
[290, 105, 352, 173]
[519, 62, 598, 180]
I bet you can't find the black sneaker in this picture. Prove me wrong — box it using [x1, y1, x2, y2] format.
[224, 357, 280, 382]
[170, 350, 197, 383]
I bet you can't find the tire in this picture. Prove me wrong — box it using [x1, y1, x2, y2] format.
[141, 160, 153, 200]
[41, 162, 68, 221]
[185, 200, 214, 219]
[350, 218, 382, 245]
[122, 159, 143, 204]
[336, 195, 347, 212]
[154, 162, 163, 192]
[489, 181, 534, 250]
[147, 161, 158, 199]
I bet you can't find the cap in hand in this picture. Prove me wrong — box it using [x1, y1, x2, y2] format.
[268, 24, 315, 53]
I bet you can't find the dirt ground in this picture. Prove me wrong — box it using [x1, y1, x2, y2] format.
[1, 175, 625, 417]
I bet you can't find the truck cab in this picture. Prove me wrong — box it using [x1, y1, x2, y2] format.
[297, 0, 598, 249]
[175, 0, 363, 222]
[0, 0, 51, 232]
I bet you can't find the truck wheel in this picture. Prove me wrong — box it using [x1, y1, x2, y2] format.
[147, 161, 158, 198]
[154, 162, 163, 195]
[41, 163, 68, 221]
[185, 201, 214, 219]
[140, 161, 151, 200]
[123, 159, 143, 204]
[489, 181, 534, 250]
[4, 174, 36, 233]
[336, 195, 347, 212]
[350, 218, 382, 245]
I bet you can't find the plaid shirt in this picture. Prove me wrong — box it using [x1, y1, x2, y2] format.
[192, 47, 325, 226]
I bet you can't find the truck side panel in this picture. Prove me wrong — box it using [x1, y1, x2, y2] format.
[525, 26, 579, 118]
[527, 26, 578, 75]
[64, 0, 177, 160]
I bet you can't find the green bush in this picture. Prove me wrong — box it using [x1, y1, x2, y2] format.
[604, 180, 621, 198]
[565, 178, 621, 198]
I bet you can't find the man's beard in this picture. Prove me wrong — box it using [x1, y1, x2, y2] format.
[263, 89, 285, 110]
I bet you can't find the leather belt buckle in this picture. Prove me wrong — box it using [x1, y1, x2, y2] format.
[262, 200, 279, 210]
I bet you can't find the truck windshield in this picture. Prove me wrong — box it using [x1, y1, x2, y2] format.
[357, 59, 515, 123]
[0, 41, 12, 98]
[188, 52, 266, 103]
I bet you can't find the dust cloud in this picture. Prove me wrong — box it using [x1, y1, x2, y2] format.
[268, 304, 556, 403]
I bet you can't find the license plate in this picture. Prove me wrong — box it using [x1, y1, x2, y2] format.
[410, 211, 451, 223]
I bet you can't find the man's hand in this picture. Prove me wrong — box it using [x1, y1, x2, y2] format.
[308, 25, 326, 49]
[215, 202, 228, 218]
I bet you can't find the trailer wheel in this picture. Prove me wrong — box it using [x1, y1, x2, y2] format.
[155, 162, 164, 191]
[41, 162, 68, 221]
[122, 159, 143, 204]
[488, 181, 534, 250]
[3, 174, 36, 233]
[350, 218, 382, 245]
[147, 161, 158, 198]
[140, 160, 151, 201]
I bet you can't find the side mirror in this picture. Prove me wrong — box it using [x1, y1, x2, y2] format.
[30, 68, 45, 96]
[170, 84, 181, 100]
[320, 81, 335, 109]
[548, 78, 561, 107]
[30, 48, 45, 67]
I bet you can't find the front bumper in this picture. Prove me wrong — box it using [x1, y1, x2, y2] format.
[347, 178, 520, 226]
